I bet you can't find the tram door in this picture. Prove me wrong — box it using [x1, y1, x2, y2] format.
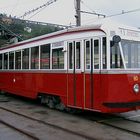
[67, 38, 103, 109]
[67, 41, 84, 108]
[84, 38, 101, 109]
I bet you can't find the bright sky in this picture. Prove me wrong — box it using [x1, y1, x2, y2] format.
[0, 0, 140, 27]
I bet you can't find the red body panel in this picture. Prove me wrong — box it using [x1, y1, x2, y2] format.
[0, 71, 140, 113]
[68, 73, 84, 108]
[99, 74, 140, 113]
[0, 72, 67, 102]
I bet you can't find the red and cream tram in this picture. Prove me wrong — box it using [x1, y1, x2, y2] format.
[0, 20, 140, 113]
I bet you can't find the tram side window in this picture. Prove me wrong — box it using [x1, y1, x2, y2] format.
[0, 54, 2, 69]
[40, 44, 50, 69]
[4, 53, 8, 69]
[31, 46, 39, 69]
[15, 50, 21, 69]
[69, 43, 73, 69]
[76, 42, 81, 69]
[110, 42, 123, 68]
[85, 40, 91, 69]
[9, 52, 14, 69]
[52, 48, 64, 69]
[102, 37, 107, 69]
[22, 48, 29, 69]
[94, 40, 99, 69]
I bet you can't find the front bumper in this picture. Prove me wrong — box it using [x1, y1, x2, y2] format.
[103, 101, 140, 108]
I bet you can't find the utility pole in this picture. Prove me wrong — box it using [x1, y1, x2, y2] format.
[75, 0, 81, 26]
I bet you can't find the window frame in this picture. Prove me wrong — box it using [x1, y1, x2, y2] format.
[75, 41, 82, 70]
[4, 52, 8, 70]
[15, 50, 21, 70]
[31, 46, 39, 70]
[0, 54, 3, 70]
[9, 51, 15, 70]
[52, 47, 64, 69]
[85, 39, 91, 70]
[22, 48, 30, 70]
[40, 44, 51, 69]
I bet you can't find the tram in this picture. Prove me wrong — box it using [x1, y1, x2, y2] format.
[0, 20, 140, 113]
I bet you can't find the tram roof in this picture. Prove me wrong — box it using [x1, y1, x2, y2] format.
[21, 19, 140, 41]
[98, 19, 140, 41]
[1, 19, 140, 50]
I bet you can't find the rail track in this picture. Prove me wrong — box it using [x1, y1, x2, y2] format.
[0, 118, 39, 140]
[1, 94, 140, 139]
[0, 106, 97, 140]
[79, 111, 140, 137]
[1, 105, 140, 139]
[97, 117, 140, 137]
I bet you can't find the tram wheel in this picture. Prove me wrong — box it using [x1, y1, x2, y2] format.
[38, 94, 65, 110]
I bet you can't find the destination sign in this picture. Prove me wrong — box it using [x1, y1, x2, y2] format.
[119, 28, 140, 38]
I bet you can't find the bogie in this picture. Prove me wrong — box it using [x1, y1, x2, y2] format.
[38, 94, 65, 111]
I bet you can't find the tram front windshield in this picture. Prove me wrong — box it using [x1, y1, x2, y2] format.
[121, 40, 140, 69]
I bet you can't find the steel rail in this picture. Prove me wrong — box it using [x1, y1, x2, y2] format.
[0, 106, 97, 140]
[85, 114, 140, 137]
[0, 119, 39, 140]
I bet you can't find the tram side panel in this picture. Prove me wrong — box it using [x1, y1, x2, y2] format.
[0, 72, 15, 92]
[2, 71, 140, 113]
[91, 74, 104, 111]
[37, 72, 67, 104]
[100, 74, 140, 113]
[0, 72, 68, 105]
[0, 72, 37, 98]
[84, 73, 101, 110]
[0, 71, 104, 111]
[67, 73, 84, 108]
[84, 74, 92, 108]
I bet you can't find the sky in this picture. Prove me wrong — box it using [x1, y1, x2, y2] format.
[0, 0, 140, 27]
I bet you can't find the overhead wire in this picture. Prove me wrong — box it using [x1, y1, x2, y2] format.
[80, 0, 96, 14]
[0, 0, 23, 42]
[76, 0, 140, 25]
[107, 8, 140, 18]
[0, 23, 23, 41]
[27, 5, 47, 20]
[82, 7, 140, 25]
[18, 0, 58, 19]
[4, 1, 140, 29]
[78, 0, 106, 26]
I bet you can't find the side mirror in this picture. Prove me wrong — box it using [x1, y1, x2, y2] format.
[113, 35, 121, 43]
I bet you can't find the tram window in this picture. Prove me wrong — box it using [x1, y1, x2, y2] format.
[121, 40, 140, 68]
[132, 44, 138, 68]
[22, 48, 29, 69]
[110, 42, 123, 68]
[0, 54, 2, 69]
[9, 52, 14, 69]
[85, 40, 91, 69]
[15, 50, 21, 69]
[102, 37, 107, 69]
[4, 53, 8, 69]
[40, 44, 50, 69]
[52, 48, 64, 69]
[76, 42, 81, 69]
[31, 46, 39, 69]
[69, 43, 73, 69]
[94, 40, 99, 69]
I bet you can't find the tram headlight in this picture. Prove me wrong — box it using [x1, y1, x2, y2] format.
[133, 84, 140, 94]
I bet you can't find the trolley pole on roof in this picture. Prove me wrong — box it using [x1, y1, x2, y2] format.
[75, 0, 81, 26]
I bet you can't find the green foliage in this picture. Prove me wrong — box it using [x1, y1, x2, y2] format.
[0, 14, 63, 47]
[22, 24, 62, 40]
